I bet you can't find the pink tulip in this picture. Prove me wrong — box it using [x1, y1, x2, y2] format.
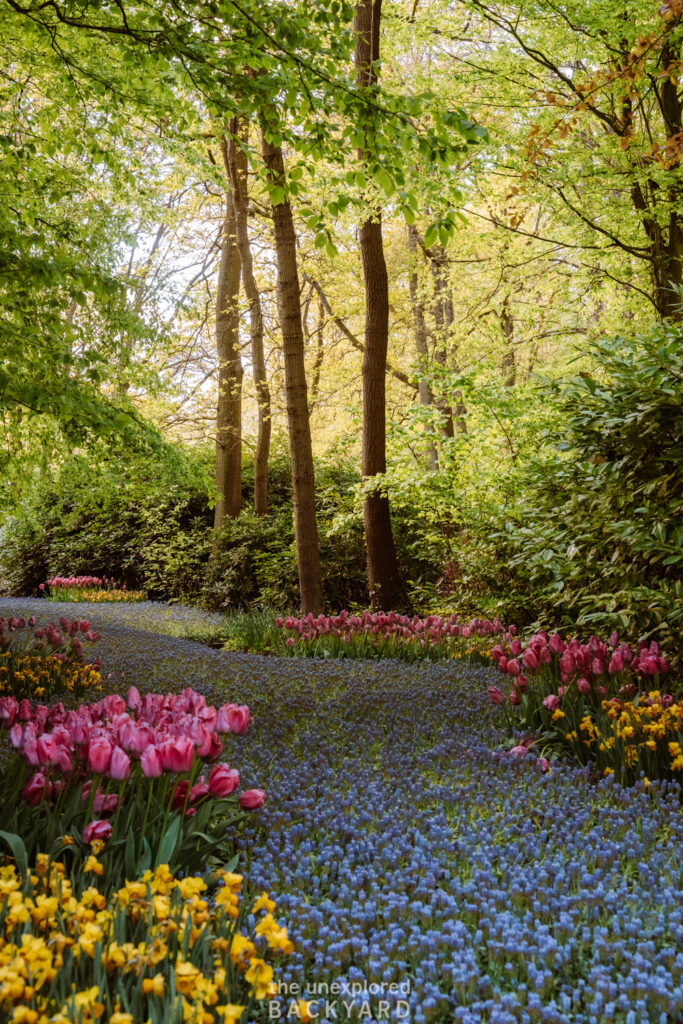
[208, 764, 240, 797]
[82, 820, 112, 844]
[498, 656, 508, 673]
[549, 633, 564, 654]
[37, 734, 59, 767]
[140, 746, 163, 778]
[509, 745, 527, 757]
[126, 686, 142, 711]
[536, 758, 550, 772]
[204, 732, 223, 762]
[487, 686, 505, 706]
[88, 738, 113, 774]
[522, 649, 538, 671]
[509, 638, 522, 656]
[507, 659, 521, 677]
[608, 652, 624, 674]
[94, 792, 118, 814]
[160, 736, 195, 773]
[542, 694, 560, 711]
[110, 746, 130, 780]
[577, 677, 591, 695]
[216, 704, 250, 735]
[239, 788, 266, 810]
[189, 781, 210, 803]
[0, 698, 17, 729]
[509, 689, 520, 706]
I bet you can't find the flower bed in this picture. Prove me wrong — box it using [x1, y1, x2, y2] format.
[1, 686, 264, 886]
[0, 857, 292, 1023]
[0, 616, 102, 702]
[276, 610, 512, 661]
[43, 577, 147, 603]
[1, 598, 683, 1021]
[488, 628, 682, 788]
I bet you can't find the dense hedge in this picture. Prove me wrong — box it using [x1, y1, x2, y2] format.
[0, 444, 441, 611]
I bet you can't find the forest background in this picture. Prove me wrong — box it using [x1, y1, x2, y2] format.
[1, 0, 681, 653]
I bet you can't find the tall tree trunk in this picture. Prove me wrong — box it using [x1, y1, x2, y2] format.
[228, 116, 271, 515]
[500, 296, 516, 387]
[213, 134, 243, 538]
[355, 0, 403, 611]
[260, 125, 323, 614]
[429, 244, 468, 435]
[407, 225, 438, 470]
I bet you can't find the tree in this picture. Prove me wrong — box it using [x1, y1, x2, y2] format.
[260, 123, 324, 614]
[228, 117, 271, 516]
[213, 132, 243, 533]
[355, 0, 404, 611]
[452, 0, 683, 319]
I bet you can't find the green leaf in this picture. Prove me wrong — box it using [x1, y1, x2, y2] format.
[0, 831, 28, 880]
[156, 816, 182, 867]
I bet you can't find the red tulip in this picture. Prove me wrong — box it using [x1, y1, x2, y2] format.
[23, 772, 50, 807]
[577, 677, 591, 695]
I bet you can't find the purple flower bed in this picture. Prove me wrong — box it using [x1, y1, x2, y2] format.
[2, 599, 683, 1023]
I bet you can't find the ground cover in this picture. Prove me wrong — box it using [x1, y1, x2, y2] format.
[1, 599, 682, 1023]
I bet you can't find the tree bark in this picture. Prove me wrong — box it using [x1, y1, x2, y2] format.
[213, 134, 243, 537]
[260, 124, 323, 614]
[355, 0, 404, 611]
[228, 116, 271, 515]
[407, 225, 438, 470]
[500, 296, 516, 387]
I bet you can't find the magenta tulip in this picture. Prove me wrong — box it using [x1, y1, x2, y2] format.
[36, 734, 59, 767]
[160, 736, 195, 773]
[239, 788, 266, 809]
[577, 677, 591, 695]
[87, 738, 113, 774]
[82, 819, 112, 844]
[487, 686, 505, 706]
[23, 772, 50, 807]
[110, 746, 130, 780]
[208, 764, 240, 797]
[216, 704, 250, 735]
[507, 659, 521, 677]
[140, 746, 163, 778]
[522, 648, 538, 671]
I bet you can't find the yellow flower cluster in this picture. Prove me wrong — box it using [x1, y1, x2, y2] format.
[0, 859, 293, 1024]
[563, 691, 683, 783]
[49, 589, 147, 604]
[0, 653, 102, 701]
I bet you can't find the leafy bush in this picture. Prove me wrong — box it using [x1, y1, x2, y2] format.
[463, 328, 683, 649]
[0, 442, 444, 611]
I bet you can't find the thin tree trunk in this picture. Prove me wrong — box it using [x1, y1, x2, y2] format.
[355, 0, 403, 611]
[228, 116, 271, 515]
[407, 225, 438, 470]
[213, 134, 243, 538]
[500, 296, 516, 387]
[260, 124, 323, 614]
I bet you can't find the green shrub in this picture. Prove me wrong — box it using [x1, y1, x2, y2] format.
[485, 327, 683, 650]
